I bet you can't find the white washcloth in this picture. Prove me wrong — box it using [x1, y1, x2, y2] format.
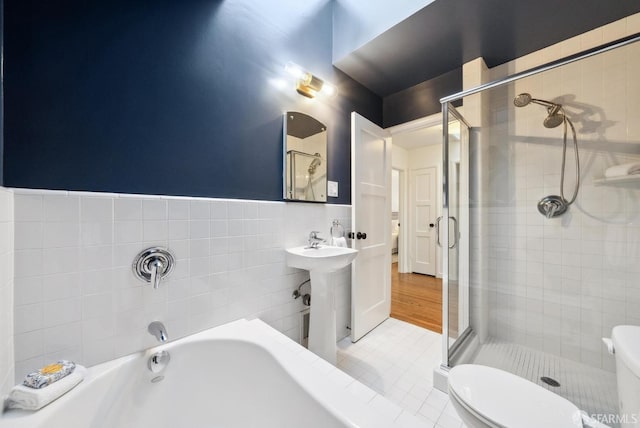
[8, 366, 86, 410]
[331, 237, 348, 248]
[604, 163, 640, 178]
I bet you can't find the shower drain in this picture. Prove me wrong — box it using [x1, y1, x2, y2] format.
[540, 376, 561, 387]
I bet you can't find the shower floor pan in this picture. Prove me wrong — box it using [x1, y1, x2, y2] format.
[470, 337, 618, 426]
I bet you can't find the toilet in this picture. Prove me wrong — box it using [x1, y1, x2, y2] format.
[448, 364, 584, 428]
[448, 326, 640, 428]
[611, 325, 640, 428]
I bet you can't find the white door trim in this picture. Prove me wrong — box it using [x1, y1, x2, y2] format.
[389, 113, 444, 277]
[386, 112, 442, 135]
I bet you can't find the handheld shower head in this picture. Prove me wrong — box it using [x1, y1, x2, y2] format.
[543, 113, 565, 128]
[308, 154, 321, 174]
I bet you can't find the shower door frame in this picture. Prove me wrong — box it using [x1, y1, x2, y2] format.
[441, 102, 472, 369]
[437, 32, 640, 372]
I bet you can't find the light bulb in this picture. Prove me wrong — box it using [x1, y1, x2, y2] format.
[285, 62, 307, 80]
[319, 82, 336, 97]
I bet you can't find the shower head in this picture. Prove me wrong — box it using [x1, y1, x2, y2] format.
[513, 93, 532, 107]
[308, 155, 321, 174]
[514, 93, 565, 128]
[513, 93, 561, 110]
[543, 112, 565, 128]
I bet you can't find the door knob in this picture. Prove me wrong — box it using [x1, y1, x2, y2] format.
[429, 223, 435, 228]
[356, 232, 367, 240]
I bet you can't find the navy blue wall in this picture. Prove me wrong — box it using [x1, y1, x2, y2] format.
[383, 68, 462, 128]
[3, 0, 382, 204]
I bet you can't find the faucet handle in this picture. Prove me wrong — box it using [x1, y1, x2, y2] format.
[309, 231, 320, 238]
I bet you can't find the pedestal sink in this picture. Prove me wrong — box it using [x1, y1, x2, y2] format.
[286, 245, 358, 364]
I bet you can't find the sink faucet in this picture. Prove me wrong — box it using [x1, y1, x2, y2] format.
[148, 321, 168, 343]
[307, 231, 326, 249]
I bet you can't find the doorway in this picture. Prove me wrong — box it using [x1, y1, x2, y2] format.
[388, 114, 444, 333]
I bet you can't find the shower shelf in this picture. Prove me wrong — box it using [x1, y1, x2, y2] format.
[593, 175, 640, 186]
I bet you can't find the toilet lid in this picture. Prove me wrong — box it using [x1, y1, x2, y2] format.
[448, 365, 583, 428]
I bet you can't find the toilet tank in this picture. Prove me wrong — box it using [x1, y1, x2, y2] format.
[612, 325, 640, 428]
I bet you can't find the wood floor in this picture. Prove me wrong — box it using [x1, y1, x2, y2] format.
[390, 263, 442, 333]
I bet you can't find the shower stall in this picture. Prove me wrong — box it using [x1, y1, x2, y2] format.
[439, 33, 640, 424]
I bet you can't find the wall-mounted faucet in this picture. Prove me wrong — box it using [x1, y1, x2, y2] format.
[306, 231, 326, 249]
[148, 321, 168, 343]
[133, 247, 175, 289]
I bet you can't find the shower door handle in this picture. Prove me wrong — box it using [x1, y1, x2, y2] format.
[435, 216, 459, 248]
[449, 216, 459, 249]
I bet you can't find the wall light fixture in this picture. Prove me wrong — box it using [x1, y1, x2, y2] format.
[285, 62, 336, 99]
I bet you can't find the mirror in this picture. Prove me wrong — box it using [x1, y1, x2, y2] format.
[283, 112, 327, 202]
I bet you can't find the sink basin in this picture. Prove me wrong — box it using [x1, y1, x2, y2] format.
[285, 245, 358, 272]
[285, 245, 358, 365]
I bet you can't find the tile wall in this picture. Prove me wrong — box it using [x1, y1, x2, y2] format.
[477, 16, 640, 370]
[0, 188, 14, 398]
[12, 189, 351, 380]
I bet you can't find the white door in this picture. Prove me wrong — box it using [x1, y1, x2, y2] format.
[410, 167, 437, 276]
[351, 112, 392, 342]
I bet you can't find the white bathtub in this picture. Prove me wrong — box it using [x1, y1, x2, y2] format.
[2, 319, 426, 428]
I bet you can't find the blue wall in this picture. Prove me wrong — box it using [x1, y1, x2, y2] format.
[3, 0, 382, 204]
[383, 68, 462, 128]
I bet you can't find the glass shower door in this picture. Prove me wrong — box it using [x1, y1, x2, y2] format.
[442, 103, 470, 363]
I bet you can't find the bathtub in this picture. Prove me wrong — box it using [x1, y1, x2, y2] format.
[2, 319, 425, 428]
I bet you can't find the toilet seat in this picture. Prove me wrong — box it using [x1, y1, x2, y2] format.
[448, 364, 583, 428]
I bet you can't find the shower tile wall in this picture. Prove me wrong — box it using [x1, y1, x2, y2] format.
[12, 189, 351, 380]
[481, 35, 640, 371]
[0, 188, 14, 397]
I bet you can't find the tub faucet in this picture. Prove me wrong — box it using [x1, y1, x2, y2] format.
[307, 231, 325, 249]
[148, 321, 168, 343]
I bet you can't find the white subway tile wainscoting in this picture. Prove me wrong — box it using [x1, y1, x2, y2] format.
[11, 189, 351, 381]
[0, 188, 14, 398]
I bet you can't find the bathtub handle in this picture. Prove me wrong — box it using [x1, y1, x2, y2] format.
[133, 247, 175, 290]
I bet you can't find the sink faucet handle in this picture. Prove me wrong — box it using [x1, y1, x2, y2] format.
[307, 231, 325, 248]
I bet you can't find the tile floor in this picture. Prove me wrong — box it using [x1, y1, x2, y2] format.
[337, 317, 465, 428]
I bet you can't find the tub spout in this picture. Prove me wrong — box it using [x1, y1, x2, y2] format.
[148, 321, 168, 343]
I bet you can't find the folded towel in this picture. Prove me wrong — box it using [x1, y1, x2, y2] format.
[331, 237, 348, 248]
[8, 366, 86, 410]
[23, 360, 76, 389]
[604, 163, 640, 178]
